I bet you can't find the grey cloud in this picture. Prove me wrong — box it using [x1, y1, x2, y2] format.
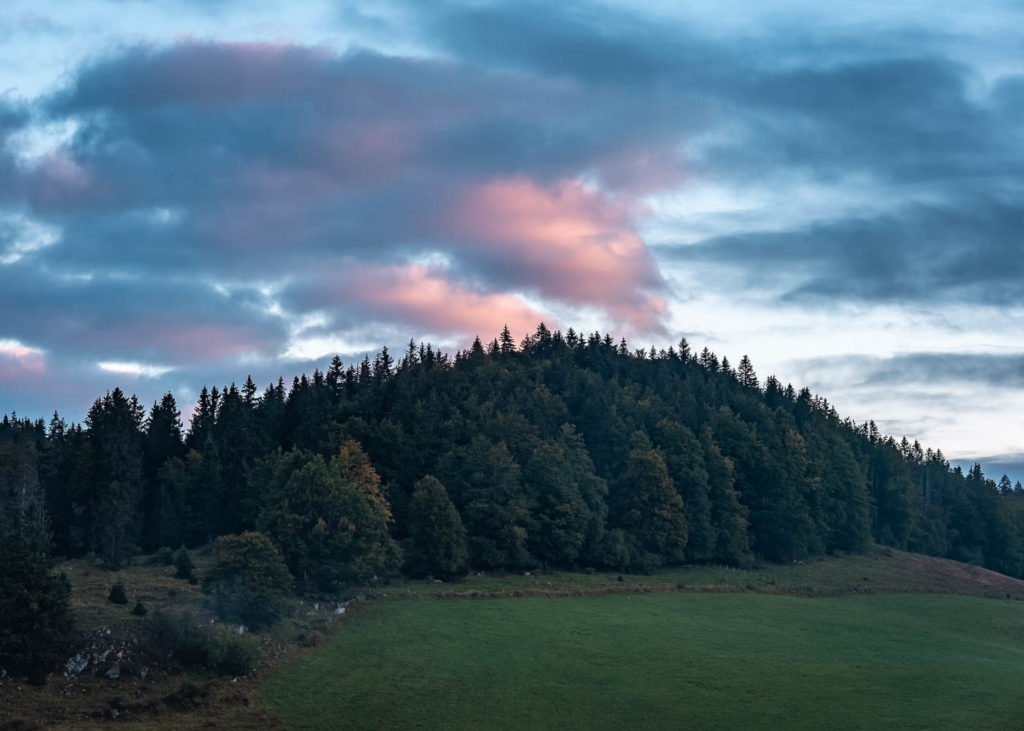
[0, 262, 288, 364]
[793, 352, 1024, 390]
[950, 456, 1024, 484]
[662, 199, 1024, 306]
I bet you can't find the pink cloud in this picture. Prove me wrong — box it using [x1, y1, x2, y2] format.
[0, 339, 45, 378]
[29, 152, 95, 210]
[348, 264, 551, 339]
[445, 177, 666, 331]
[109, 322, 275, 363]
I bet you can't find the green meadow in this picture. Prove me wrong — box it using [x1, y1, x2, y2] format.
[262, 591, 1024, 730]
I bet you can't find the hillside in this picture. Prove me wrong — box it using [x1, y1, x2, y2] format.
[3, 548, 1024, 729]
[263, 592, 1024, 730]
[4, 324, 1022, 585]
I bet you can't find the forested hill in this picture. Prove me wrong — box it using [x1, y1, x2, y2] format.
[3, 324, 1023, 588]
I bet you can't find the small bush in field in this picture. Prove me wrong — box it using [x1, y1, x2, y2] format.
[108, 581, 128, 604]
[173, 546, 195, 580]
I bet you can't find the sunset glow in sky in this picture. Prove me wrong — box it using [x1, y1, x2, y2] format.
[1, 1, 1022, 481]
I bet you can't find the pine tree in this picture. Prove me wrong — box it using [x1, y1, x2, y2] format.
[87, 388, 144, 568]
[406, 476, 468, 580]
[141, 394, 184, 551]
[611, 436, 688, 567]
[737, 355, 759, 389]
[499, 325, 516, 354]
[0, 431, 51, 555]
[0, 536, 75, 684]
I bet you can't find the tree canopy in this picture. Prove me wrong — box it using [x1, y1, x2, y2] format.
[3, 323, 1024, 584]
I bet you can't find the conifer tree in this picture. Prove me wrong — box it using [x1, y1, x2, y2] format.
[0, 536, 75, 684]
[406, 476, 468, 580]
[0, 432, 51, 555]
[499, 325, 516, 354]
[87, 388, 144, 568]
[141, 394, 184, 551]
[611, 436, 688, 567]
[737, 355, 759, 389]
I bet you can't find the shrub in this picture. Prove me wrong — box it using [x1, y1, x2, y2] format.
[153, 547, 175, 566]
[144, 611, 259, 675]
[108, 581, 128, 604]
[173, 546, 194, 580]
[203, 532, 292, 628]
[207, 630, 260, 676]
[132, 601, 148, 616]
[0, 537, 77, 684]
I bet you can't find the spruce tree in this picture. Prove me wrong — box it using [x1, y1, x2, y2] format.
[87, 388, 144, 568]
[0, 536, 75, 684]
[407, 476, 468, 580]
[611, 436, 688, 568]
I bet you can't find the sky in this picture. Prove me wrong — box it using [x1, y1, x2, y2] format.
[0, 1, 1022, 483]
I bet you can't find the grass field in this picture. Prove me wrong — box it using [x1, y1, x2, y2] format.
[5, 548, 1024, 728]
[262, 591, 1024, 730]
[376, 547, 1024, 601]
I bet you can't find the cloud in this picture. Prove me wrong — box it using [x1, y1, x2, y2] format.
[663, 199, 1024, 306]
[445, 177, 665, 330]
[97, 361, 174, 379]
[866, 353, 1024, 390]
[343, 263, 550, 338]
[2, 0, 1024, 446]
[19, 41, 674, 332]
[0, 262, 288, 364]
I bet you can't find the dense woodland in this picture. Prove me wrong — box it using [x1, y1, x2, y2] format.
[3, 324, 1024, 590]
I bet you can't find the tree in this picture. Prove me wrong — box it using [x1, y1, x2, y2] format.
[656, 420, 714, 561]
[499, 324, 516, 354]
[998, 474, 1013, 495]
[737, 355, 759, 389]
[86, 388, 145, 568]
[141, 394, 184, 552]
[0, 536, 75, 684]
[173, 546, 195, 580]
[256, 448, 401, 592]
[406, 476, 468, 580]
[435, 438, 533, 569]
[523, 442, 592, 566]
[610, 437, 688, 569]
[203, 532, 292, 628]
[0, 433, 51, 555]
[108, 581, 128, 604]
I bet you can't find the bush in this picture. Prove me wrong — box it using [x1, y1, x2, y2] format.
[173, 546, 194, 580]
[132, 601, 148, 616]
[145, 611, 259, 675]
[0, 537, 76, 684]
[108, 581, 128, 604]
[207, 630, 260, 676]
[203, 532, 292, 628]
[153, 547, 175, 566]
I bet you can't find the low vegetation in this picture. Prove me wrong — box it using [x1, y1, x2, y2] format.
[2, 546, 1024, 727]
[263, 592, 1024, 730]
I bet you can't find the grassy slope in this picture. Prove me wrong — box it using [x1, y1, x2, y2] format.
[0, 555, 327, 729]
[262, 549, 1024, 730]
[379, 547, 1024, 601]
[4, 548, 1024, 728]
[262, 593, 1024, 730]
